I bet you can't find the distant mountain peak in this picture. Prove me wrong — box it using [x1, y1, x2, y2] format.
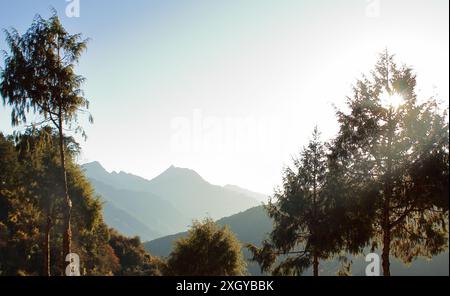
[83, 160, 103, 168]
[152, 165, 206, 184]
[82, 161, 107, 173]
[115, 170, 129, 175]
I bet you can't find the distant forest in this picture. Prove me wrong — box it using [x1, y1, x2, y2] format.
[0, 13, 448, 276]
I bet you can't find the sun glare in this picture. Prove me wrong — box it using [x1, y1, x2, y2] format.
[380, 90, 404, 109]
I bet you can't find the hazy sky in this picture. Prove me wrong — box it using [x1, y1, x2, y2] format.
[0, 0, 448, 194]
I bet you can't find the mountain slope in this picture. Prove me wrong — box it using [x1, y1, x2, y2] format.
[145, 166, 260, 219]
[224, 185, 269, 203]
[102, 201, 161, 241]
[90, 178, 190, 236]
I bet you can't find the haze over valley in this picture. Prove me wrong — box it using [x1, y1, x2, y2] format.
[82, 161, 264, 240]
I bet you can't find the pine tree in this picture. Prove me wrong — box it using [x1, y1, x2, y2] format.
[248, 128, 356, 276]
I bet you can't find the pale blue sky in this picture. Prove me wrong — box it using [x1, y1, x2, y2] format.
[0, 0, 449, 194]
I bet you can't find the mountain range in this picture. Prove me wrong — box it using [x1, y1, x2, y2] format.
[81, 161, 262, 240]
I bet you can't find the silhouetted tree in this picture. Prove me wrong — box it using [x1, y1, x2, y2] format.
[165, 218, 247, 276]
[248, 128, 363, 276]
[331, 50, 449, 275]
[0, 12, 92, 274]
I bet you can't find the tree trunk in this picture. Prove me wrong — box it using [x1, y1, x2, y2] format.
[382, 178, 392, 276]
[43, 214, 52, 276]
[58, 116, 72, 275]
[313, 253, 319, 276]
[382, 224, 391, 276]
[382, 108, 394, 276]
[312, 161, 319, 277]
[382, 163, 392, 276]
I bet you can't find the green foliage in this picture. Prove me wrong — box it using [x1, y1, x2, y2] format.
[108, 229, 163, 276]
[0, 132, 42, 275]
[0, 11, 91, 132]
[0, 128, 160, 276]
[165, 218, 247, 276]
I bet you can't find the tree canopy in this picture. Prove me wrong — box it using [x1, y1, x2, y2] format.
[165, 218, 247, 276]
